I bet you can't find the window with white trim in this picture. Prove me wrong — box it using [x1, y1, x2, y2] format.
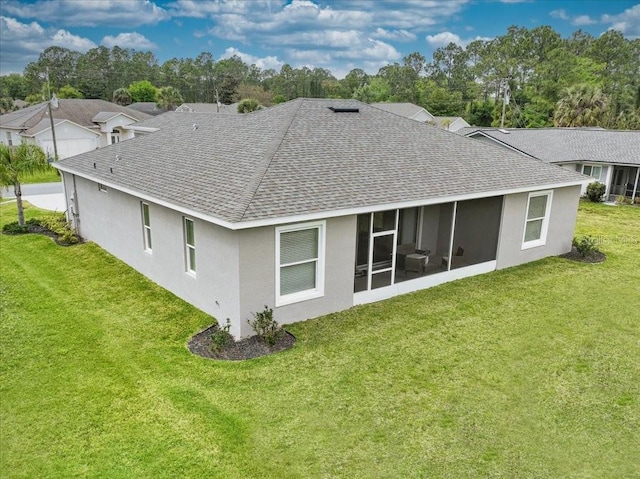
[276, 221, 325, 306]
[141, 202, 152, 252]
[98, 183, 107, 192]
[522, 191, 553, 249]
[184, 217, 196, 274]
[582, 165, 603, 182]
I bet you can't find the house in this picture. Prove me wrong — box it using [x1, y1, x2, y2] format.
[371, 102, 434, 123]
[371, 102, 470, 132]
[175, 102, 239, 113]
[54, 99, 587, 338]
[127, 102, 169, 116]
[0, 99, 151, 159]
[459, 127, 640, 201]
[431, 116, 471, 132]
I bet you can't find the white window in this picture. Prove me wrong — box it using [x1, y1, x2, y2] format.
[98, 183, 107, 192]
[5, 132, 12, 146]
[184, 217, 196, 274]
[582, 165, 603, 182]
[276, 221, 325, 306]
[522, 191, 553, 249]
[111, 133, 120, 144]
[141, 202, 152, 252]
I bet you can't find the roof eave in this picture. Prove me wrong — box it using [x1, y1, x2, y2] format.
[54, 162, 586, 231]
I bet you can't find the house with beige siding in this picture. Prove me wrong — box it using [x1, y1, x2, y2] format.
[54, 99, 587, 338]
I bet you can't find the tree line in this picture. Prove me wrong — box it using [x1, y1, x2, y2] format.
[1, 26, 638, 128]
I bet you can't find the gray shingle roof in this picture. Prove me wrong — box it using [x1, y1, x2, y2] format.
[371, 102, 432, 120]
[55, 98, 586, 226]
[460, 127, 640, 166]
[0, 99, 151, 131]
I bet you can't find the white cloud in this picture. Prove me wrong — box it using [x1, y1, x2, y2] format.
[550, 9, 569, 20]
[572, 15, 596, 26]
[52, 29, 97, 51]
[425, 31, 462, 47]
[221, 47, 283, 71]
[1, 0, 169, 27]
[371, 28, 416, 41]
[102, 32, 157, 50]
[425, 31, 492, 49]
[0, 16, 95, 74]
[602, 4, 640, 38]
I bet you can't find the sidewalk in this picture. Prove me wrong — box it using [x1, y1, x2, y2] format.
[2, 194, 66, 211]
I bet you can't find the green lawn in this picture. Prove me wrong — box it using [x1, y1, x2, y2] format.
[1, 201, 638, 478]
[20, 166, 61, 184]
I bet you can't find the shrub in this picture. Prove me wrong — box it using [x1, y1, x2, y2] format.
[237, 98, 260, 113]
[38, 213, 78, 244]
[585, 182, 606, 202]
[210, 319, 233, 353]
[2, 222, 30, 234]
[616, 195, 633, 205]
[247, 306, 283, 346]
[573, 235, 598, 257]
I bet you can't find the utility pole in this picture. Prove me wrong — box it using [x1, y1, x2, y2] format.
[47, 94, 59, 162]
[500, 79, 510, 129]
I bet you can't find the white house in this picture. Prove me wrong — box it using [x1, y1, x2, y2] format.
[0, 99, 151, 159]
[54, 99, 587, 338]
[459, 127, 640, 201]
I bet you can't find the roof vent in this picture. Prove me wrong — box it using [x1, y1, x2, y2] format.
[115, 154, 121, 161]
[193, 123, 199, 130]
[498, 128, 510, 134]
[329, 107, 359, 113]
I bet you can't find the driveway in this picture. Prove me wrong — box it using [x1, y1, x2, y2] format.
[2, 182, 66, 211]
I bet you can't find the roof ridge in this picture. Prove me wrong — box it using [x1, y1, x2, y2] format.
[238, 99, 305, 221]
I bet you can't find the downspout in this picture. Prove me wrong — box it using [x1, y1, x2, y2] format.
[70, 174, 81, 237]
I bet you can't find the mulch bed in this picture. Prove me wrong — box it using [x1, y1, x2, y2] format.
[560, 247, 606, 264]
[3, 222, 82, 246]
[188, 323, 296, 361]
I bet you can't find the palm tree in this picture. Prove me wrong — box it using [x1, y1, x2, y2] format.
[0, 143, 48, 225]
[112, 88, 132, 106]
[553, 84, 610, 127]
[156, 86, 184, 111]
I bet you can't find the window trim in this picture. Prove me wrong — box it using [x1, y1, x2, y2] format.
[98, 183, 107, 192]
[141, 202, 152, 252]
[522, 190, 553, 250]
[275, 220, 325, 307]
[183, 217, 196, 275]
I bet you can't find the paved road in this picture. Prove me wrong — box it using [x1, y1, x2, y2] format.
[1, 181, 63, 198]
[2, 182, 66, 211]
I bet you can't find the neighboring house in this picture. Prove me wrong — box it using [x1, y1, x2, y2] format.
[175, 102, 239, 113]
[371, 103, 471, 132]
[126, 111, 218, 137]
[371, 102, 434, 123]
[127, 102, 168, 116]
[54, 99, 587, 338]
[431, 116, 471, 132]
[459, 127, 640, 201]
[0, 99, 151, 159]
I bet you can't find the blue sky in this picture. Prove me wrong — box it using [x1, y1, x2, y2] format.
[1, 0, 638, 78]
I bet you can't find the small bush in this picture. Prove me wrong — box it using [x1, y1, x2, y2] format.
[2, 222, 30, 234]
[573, 235, 598, 257]
[616, 195, 633, 205]
[247, 306, 283, 346]
[38, 213, 79, 244]
[210, 319, 233, 353]
[585, 182, 606, 202]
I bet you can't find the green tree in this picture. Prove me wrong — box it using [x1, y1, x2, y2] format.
[155, 86, 183, 111]
[112, 88, 132, 106]
[127, 80, 158, 102]
[0, 73, 29, 99]
[0, 143, 49, 225]
[554, 84, 610, 127]
[237, 98, 260, 113]
[57, 84, 84, 99]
